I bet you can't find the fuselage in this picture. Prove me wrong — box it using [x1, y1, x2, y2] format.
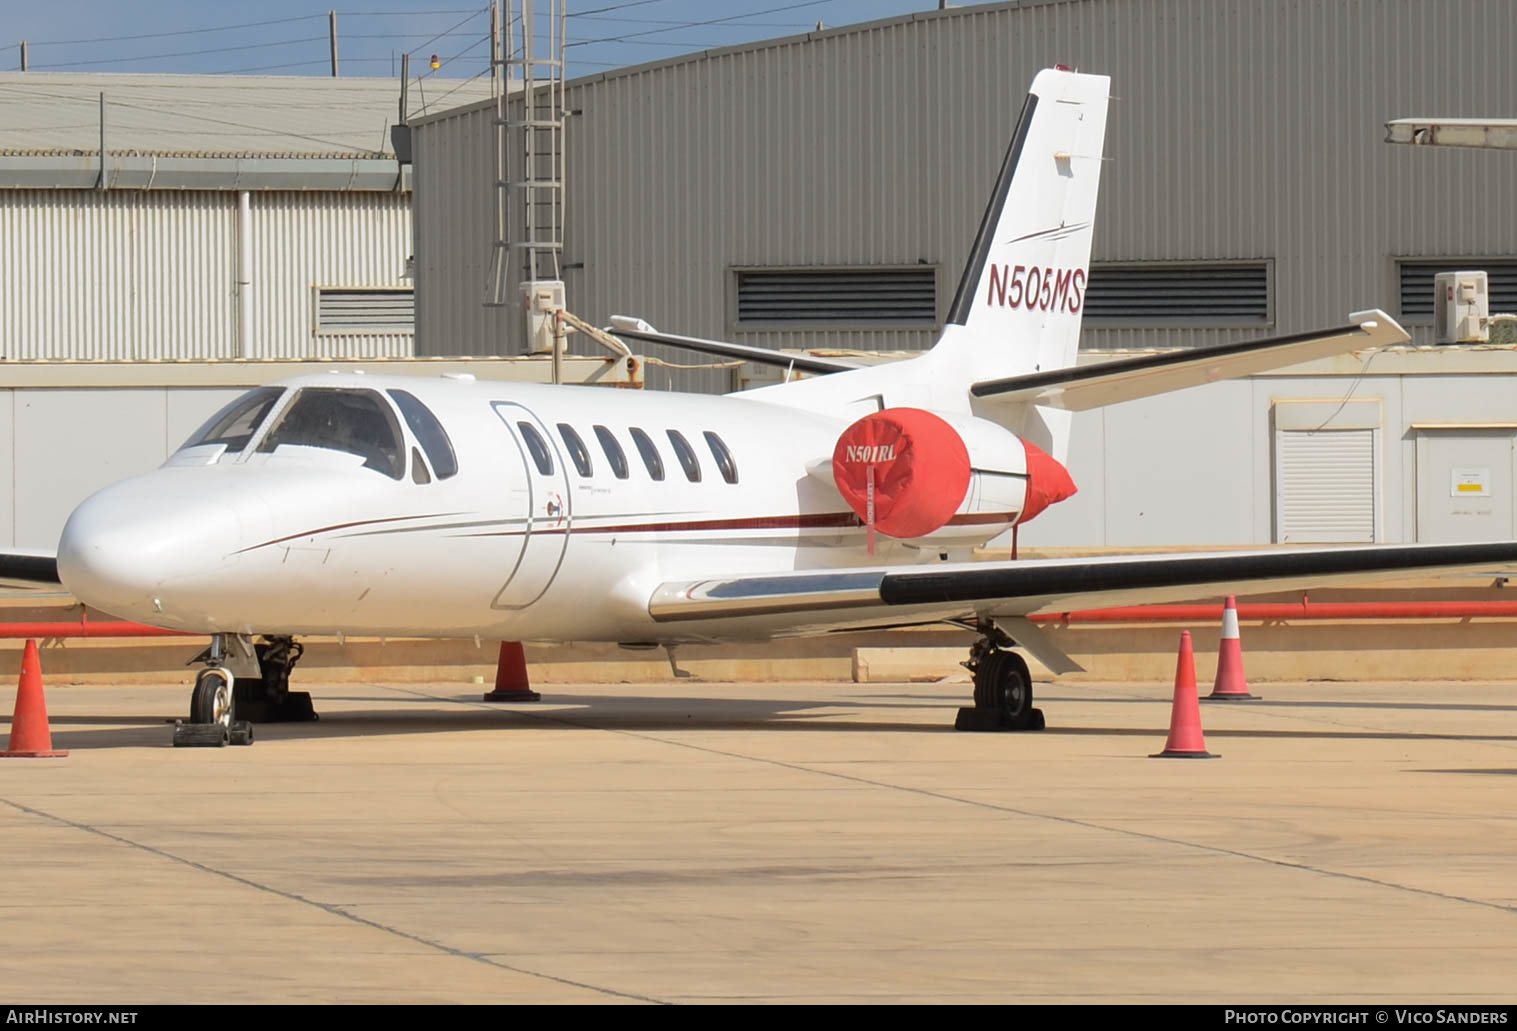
[55, 371, 1037, 643]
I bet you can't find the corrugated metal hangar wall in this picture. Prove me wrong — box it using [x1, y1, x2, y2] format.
[412, 0, 1517, 386]
[0, 190, 412, 360]
[0, 73, 494, 361]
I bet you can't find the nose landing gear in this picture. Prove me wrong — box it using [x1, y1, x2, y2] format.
[174, 635, 255, 747]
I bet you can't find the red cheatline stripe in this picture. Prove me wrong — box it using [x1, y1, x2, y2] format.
[236, 512, 463, 553]
[550, 511, 1021, 536]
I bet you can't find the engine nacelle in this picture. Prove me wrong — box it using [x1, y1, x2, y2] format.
[831, 407, 1076, 547]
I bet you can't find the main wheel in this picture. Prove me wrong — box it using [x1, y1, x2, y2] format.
[190, 669, 235, 727]
[973, 649, 1034, 729]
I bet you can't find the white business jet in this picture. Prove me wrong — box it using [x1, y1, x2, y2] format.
[16, 68, 1516, 736]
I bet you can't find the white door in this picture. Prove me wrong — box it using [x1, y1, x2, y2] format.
[1274, 428, 1378, 543]
[491, 402, 571, 609]
[1415, 430, 1516, 543]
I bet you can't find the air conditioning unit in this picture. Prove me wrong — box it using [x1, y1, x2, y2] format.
[1434, 270, 1490, 344]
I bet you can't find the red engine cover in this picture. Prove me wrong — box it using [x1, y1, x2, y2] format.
[832, 408, 972, 539]
[1017, 438, 1078, 524]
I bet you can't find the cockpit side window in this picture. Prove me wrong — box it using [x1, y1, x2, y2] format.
[183, 387, 285, 454]
[255, 388, 405, 480]
[388, 389, 458, 479]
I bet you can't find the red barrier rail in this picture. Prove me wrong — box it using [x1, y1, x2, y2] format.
[0, 599, 1515, 640]
[0, 621, 190, 639]
[1030, 600, 1517, 624]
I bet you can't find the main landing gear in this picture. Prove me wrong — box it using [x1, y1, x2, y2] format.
[232, 637, 318, 724]
[954, 625, 1046, 733]
[172, 634, 317, 747]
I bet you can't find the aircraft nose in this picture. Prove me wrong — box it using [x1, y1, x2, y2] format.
[56, 477, 244, 622]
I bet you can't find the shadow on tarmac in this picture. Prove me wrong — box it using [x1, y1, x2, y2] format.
[33, 686, 1517, 750]
[38, 692, 958, 749]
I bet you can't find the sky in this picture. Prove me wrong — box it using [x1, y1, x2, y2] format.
[0, 1, 948, 80]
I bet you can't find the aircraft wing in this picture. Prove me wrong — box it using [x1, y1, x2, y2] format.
[969, 310, 1406, 411]
[0, 550, 62, 589]
[606, 317, 861, 375]
[649, 541, 1517, 628]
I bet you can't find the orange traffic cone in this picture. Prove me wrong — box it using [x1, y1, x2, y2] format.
[3, 639, 67, 758]
[1207, 595, 1258, 700]
[482, 641, 541, 702]
[1150, 631, 1216, 758]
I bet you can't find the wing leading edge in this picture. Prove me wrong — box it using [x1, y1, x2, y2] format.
[649, 541, 1517, 627]
[969, 310, 1407, 411]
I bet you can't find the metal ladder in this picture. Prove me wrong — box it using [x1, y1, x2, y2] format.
[486, 0, 566, 340]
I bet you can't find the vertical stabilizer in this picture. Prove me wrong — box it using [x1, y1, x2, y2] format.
[743, 67, 1110, 459]
[932, 68, 1110, 386]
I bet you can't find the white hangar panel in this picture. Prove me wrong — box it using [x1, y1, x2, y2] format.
[165, 388, 248, 454]
[0, 392, 13, 548]
[1015, 406, 1106, 548]
[1098, 381, 1255, 548]
[14, 390, 168, 549]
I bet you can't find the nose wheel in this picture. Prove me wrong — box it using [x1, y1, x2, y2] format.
[174, 639, 255, 747]
[955, 633, 1045, 732]
[190, 667, 235, 727]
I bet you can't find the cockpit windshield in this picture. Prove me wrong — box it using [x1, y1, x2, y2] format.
[255, 388, 405, 479]
[182, 387, 285, 454]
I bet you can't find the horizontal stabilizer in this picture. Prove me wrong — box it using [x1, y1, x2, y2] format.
[969, 310, 1408, 411]
[0, 550, 61, 589]
[606, 317, 860, 375]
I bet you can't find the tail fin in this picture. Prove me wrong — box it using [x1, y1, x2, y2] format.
[931, 68, 1110, 386]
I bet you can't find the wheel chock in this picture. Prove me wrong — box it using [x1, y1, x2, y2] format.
[228, 721, 255, 746]
[171, 721, 229, 748]
[953, 706, 1046, 732]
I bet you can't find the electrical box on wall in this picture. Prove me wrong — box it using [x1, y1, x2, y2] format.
[1434, 270, 1490, 344]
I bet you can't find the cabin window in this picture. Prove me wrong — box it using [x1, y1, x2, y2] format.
[517, 422, 554, 476]
[183, 387, 284, 454]
[628, 427, 665, 481]
[704, 431, 738, 484]
[558, 424, 593, 477]
[593, 425, 629, 480]
[666, 430, 702, 483]
[388, 389, 458, 479]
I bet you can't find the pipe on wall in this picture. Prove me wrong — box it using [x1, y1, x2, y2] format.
[237, 190, 252, 358]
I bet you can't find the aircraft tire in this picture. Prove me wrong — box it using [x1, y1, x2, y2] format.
[996, 652, 1035, 729]
[973, 649, 1034, 728]
[972, 650, 1007, 709]
[190, 669, 235, 727]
